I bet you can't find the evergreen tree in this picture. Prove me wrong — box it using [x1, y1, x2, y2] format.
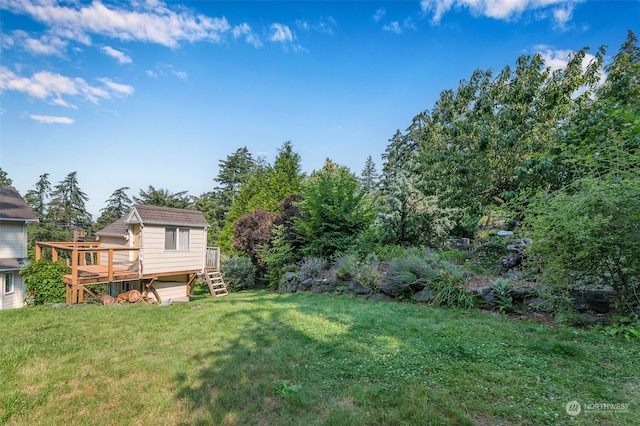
[95, 187, 132, 230]
[214, 147, 255, 209]
[360, 155, 380, 196]
[0, 167, 12, 186]
[47, 171, 92, 229]
[134, 185, 192, 209]
[24, 173, 51, 221]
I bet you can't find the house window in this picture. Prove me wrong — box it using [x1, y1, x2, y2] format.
[4, 273, 14, 294]
[165, 227, 190, 250]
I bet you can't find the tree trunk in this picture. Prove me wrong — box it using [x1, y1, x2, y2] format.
[124, 289, 142, 303]
[98, 294, 115, 305]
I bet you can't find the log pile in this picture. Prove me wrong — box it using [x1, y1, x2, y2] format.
[98, 289, 155, 305]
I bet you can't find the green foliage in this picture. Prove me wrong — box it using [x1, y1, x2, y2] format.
[429, 262, 475, 309]
[525, 172, 640, 315]
[24, 173, 50, 221]
[298, 257, 328, 281]
[601, 316, 640, 342]
[261, 224, 298, 289]
[94, 187, 132, 232]
[220, 256, 256, 291]
[383, 251, 435, 297]
[491, 278, 514, 314]
[20, 260, 69, 304]
[134, 185, 192, 209]
[355, 253, 384, 289]
[331, 254, 359, 281]
[467, 239, 507, 274]
[47, 171, 92, 229]
[296, 159, 375, 259]
[0, 167, 12, 186]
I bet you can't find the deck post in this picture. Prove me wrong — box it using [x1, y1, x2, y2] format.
[35, 243, 41, 261]
[52, 247, 58, 263]
[71, 248, 78, 285]
[108, 249, 114, 282]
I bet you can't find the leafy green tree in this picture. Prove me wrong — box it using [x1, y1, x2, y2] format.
[218, 142, 304, 252]
[232, 208, 277, 281]
[134, 185, 192, 209]
[24, 173, 51, 221]
[95, 187, 132, 231]
[525, 172, 640, 315]
[47, 171, 92, 229]
[296, 159, 375, 259]
[193, 191, 222, 245]
[0, 167, 12, 186]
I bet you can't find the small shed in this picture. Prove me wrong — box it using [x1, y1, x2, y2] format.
[36, 205, 224, 304]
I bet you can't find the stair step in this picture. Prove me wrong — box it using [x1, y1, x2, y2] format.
[204, 271, 228, 297]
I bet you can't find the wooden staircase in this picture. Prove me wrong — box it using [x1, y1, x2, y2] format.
[204, 271, 228, 297]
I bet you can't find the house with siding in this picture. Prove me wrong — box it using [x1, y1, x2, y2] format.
[36, 205, 225, 304]
[0, 186, 39, 310]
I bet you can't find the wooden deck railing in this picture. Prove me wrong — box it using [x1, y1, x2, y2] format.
[206, 246, 221, 270]
[35, 242, 142, 285]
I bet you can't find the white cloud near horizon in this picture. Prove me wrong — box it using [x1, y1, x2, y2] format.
[29, 114, 74, 124]
[0, 66, 134, 105]
[102, 46, 132, 64]
[420, 0, 582, 27]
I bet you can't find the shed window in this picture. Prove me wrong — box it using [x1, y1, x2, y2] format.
[165, 227, 190, 250]
[4, 273, 14, 294]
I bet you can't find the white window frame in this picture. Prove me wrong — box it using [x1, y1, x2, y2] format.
[4, 273, 14, 294]
[165, 227, 190, 251]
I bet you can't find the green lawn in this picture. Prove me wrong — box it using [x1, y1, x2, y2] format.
[1, 288, 637, 425]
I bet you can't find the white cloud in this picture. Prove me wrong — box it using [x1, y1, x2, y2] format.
[232, 23, 262, 48]
[2, 0, 232, 48]
[29, 114, 74, 124]
[269, 23, 293, 43]
[383, 22, 403, 34]
[145, 64, 188, 79]
[296, 17, 337, 35]
[0, 66, 134, 104]
[373, 8, 386, 22]
[5, 29, 67, 56]
[420, 0, 583, 26]
[102, 46, 132, 64]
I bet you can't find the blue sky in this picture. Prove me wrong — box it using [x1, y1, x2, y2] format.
[1, 0, 638, 218]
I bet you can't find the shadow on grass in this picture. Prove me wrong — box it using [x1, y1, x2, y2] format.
[173, 290, 638, 425]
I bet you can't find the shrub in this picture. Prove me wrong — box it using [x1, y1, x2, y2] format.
[221, 256, 256, 292]
[381, 254, 435, 298]
[331, 254, 359, 281]
[491, 278, 513, 313]
[299, 257, 328, 281]
[356, 254, 384, 289]
[430, 262, 475, 309]
[525, 173, 640, 316]
[262, 224, 299, 289]
[468, 239, 508, 274]
[20, 260, 69, 304]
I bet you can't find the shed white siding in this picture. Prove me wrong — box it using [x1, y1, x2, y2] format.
[141, 225, 205, 275]
[147, 280, 189, 303]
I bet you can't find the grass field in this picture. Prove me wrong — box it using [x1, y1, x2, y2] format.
[1, 287, 637, 425]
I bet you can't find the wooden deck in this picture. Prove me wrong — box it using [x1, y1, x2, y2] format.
[62, 265, 140, 285]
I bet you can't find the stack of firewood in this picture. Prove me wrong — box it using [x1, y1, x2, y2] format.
[98, 290, 155, 305]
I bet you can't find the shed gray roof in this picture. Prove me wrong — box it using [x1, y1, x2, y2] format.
[0, 187, 38, 222]
[131, 205, 209, 228]
[0, 258, 27, 270]
[96, 205, 209, 237]
[95, 216, 128, 238]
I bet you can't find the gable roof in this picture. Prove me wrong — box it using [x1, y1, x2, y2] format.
[132, 205, 209, 227]
[0, 186, 38, 222]
[95, 215, 128, 238]
[96, 205, 209, 237]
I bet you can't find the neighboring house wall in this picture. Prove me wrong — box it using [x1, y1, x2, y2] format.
[0, 221, 28, 310]
[141, 225, 206, 275]
[2, 271, 24, 310]
[0, 222, 28, 259]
